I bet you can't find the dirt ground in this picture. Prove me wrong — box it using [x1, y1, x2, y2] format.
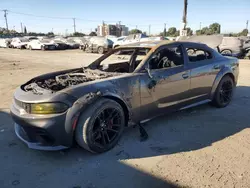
[1, 48, 250, 188]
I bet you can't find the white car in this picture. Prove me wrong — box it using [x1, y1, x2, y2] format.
[0, 38, 11, 48]
[10, 37, 30, 49]
[113, 34, 164, 47]
[26, 39, 56, 50]
[112, 36, 127, 48]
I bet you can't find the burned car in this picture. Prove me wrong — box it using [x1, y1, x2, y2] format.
[11, 40, 239, 153]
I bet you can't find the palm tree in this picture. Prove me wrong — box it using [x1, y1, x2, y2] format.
[182, 0, 188, 30]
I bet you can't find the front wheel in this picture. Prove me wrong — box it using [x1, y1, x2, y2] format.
[221, 49, 232, 56]
[97, 46, 104, 54]
[75, 98, 125, 153]
[212, 75, 234, 108]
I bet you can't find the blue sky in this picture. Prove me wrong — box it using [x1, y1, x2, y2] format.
[1, 0, 249, 35]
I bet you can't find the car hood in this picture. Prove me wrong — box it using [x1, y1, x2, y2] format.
[21, 68, 125, 96]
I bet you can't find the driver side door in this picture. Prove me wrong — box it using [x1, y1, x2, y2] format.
[139, 44, 191, 120]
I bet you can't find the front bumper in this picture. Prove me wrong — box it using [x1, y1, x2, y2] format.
[10, 98, 76, 150]
[14, 123, 68, 150]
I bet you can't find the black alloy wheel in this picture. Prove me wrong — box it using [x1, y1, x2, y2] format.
[219, 80, 233, 105]
[75, 98, 125, 153]
[212, 75, 234, 108]
[91, 108, 122, 148]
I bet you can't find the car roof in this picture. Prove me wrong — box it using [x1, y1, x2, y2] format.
[117, 40, 209, 50]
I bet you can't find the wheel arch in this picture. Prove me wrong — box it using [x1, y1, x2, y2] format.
[210, 70, 235, 100]
[103, 95, 130, 127]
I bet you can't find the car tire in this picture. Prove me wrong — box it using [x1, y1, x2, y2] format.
[221, 49, 232, 56]
[212, 75, 235, 108]
[75, 98, 125, 153]
[97, 46, 104, 54]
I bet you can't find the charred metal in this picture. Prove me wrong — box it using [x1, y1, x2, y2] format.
[24, 68, 122, 94]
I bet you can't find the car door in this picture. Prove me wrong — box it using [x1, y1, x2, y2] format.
[184, 43, 219, 101]
[139, 44, 191, 120]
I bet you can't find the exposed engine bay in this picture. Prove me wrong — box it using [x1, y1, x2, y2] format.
[24, 68, 122, 94]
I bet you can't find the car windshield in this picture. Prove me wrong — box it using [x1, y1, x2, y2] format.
[95, 48, 149, 73]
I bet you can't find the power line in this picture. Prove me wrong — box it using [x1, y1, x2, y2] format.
[8, 10, 117, 22]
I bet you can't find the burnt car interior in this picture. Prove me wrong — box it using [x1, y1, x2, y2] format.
[186, 48, 213, 62]
[149, 45, 184, 69]
[23, 48, 150, 94]
[98, 48, 149, 73]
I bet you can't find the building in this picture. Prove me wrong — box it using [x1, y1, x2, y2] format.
[97, 23, 129, 37]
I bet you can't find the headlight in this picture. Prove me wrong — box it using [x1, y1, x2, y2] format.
[30, 103, 69, 114]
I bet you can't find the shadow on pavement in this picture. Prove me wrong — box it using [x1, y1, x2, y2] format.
[1, 86, 250, 187]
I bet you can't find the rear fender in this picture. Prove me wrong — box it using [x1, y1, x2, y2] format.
[210, 67, 234, 100]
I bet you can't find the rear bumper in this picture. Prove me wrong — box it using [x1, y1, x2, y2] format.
[14, 123, 68, 151]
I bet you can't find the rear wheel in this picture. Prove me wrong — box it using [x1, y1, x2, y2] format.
[212, 75, 234, 108]
[75, 98, 125, 153]
[97, 46, 104, 54]
[221, 49, 232, 56]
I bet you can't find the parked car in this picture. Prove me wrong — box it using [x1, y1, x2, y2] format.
[61, 38, 80, 49]
[26, 39, 57, 50]
[11, 38, 239, 153]
[219, 37, 244, 58]
[243, 39, 250, 59]
[84, 36, 113, 54]
[0, 38, 11, 48]
[50, 39, 68, 50]
[115, 33, 164, 47]
[112, 36, 127, 48]
[10, 37, 30, 49]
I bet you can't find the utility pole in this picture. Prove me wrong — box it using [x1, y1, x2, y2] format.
[3, 9, 9, 32]
[246, 20, 249, 30]
[148, 25, 151, 36]
[20, 22, 23, 33]
[118, 21, 121, 36]
[164, 23, 167, 36]
[200, 22, 202, 30]
[73, 18, 76, 33]
[136, 25, 138, 29]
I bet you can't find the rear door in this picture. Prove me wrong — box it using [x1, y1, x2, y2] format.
[183, 43, 220, 101]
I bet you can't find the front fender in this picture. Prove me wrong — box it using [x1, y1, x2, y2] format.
[210, 67, 234, 100]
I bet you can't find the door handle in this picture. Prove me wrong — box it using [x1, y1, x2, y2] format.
[213, 64, 220, 69]
[182, 73, 189, 79]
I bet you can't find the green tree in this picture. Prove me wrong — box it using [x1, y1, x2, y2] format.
[89, 32, 97, 36]
[239, 29, 249, 36]
[73, 32, 85, 37]
[186, 27, 193, 36]
[167, 27, 177, 37]
[47, 32, 54, 36]
[209, 23, 221, 34]
[129, 29, 142, 34]
[24, 26, 27, 34]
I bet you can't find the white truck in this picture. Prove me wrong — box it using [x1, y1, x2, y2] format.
[113, 33, 164, 48]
